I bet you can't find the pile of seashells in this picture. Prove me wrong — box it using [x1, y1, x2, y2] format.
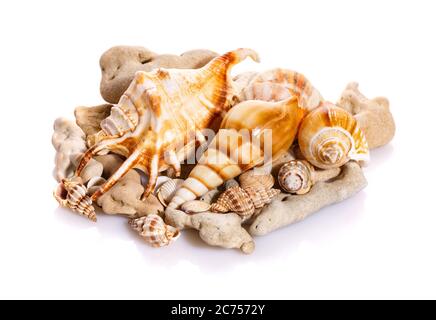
[52, 46, 395, 254]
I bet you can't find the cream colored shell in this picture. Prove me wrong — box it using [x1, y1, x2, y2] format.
[129, 214, 180, 247]
[278, 160, 314, 194]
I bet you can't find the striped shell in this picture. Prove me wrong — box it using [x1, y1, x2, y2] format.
[298, 103, 370, 169]
[156, 179, 184, 207]
[169, 97, 307, 208]
[278, 160, 314, 194]
[240, 68, 324, 110]
[54, 177, 96, 222]
[239, 169, 274, 190]
[129, 214, 180, 247]
[210, 186, 255, 216]
[244, 185, 280, 209]
[75, 48, 260, 202]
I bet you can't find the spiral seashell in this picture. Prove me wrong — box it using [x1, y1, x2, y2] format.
[169, 97, 307, 208]
[278, 160, 314, 194]
[298, 103, 370, 169]
[244, 185, 281, 209]
[54, 177, 96, 222]
[129, 214, 180, 247]
[156, 179, 184, 207]
[239, 169, 274, 190]
[210, 186, 255, 217]
[181, 200, 211, 214]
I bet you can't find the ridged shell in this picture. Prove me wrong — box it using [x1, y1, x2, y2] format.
[298, 103, 370, 169]
[278, 160, 314, 194]
[240, 68, 324, 110]
[54, 178, 96, 222]
[75, 48, 260, 202]
[181, 200, 211, 214]
[244, 185, 280, 208]
[156, 179, 184, 207]
[169, 97, 307, 208]
[129, 214, 180, 247]
[239, 169, 274, 190]
[210, 186, 255, 216]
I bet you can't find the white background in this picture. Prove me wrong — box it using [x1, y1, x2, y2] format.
[0, 0, 435, 299]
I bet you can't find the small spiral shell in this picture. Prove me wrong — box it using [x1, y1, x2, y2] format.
[298, 103, 369, 169]
[210, 186, 255, 216]
[278, 160, 314, 194]
[129, 214, 180, 247]
[54, 177, 96, 222]
[238, 169, 275, 190]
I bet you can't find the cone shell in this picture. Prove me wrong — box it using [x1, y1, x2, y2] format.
[239, 169, 274, 190]
[169, 97, 307, 208]
[278, 160, 314, 194]
[54, 177, 96, 222]
[210, 186, 255, 216]
[129, 214, 180, 247]
[156, 179, 184, 207]
[298, 103, 370, 169]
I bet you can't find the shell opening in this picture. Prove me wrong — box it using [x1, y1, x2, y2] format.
[56, 182, 68, 200]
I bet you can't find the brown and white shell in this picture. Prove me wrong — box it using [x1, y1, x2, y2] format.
[129, 214, 180, 247]
[298, 102, 370, 169]
[54, 177, 96, 222]
[278, 160, 314, 194]
[239, 169, 275, 190]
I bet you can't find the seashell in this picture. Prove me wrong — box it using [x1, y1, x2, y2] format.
[210, 186, 255, 217]
[199, 189, 220, 204]
[86, 176, 107, 196]
[54, 177, 96, 222]
[239, 169, 274, 190]
[298, 102, 370, 169]
[244, 185, 280, 209]
[156, 179, 184, 207]
[278, 160, 314, 194]
[129, 214, 180, 247]
[181, 200, 211, 214]
[224, 179, 239, 190]
[169, 97, 307, 208]
[75, 48, 260, 202]
[240, 68, 324, 110]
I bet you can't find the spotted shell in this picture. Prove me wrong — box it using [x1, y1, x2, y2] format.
[54, 177, 96, 222]
[129, 214, 180, 247]
[298, 103, 370, 169]
[181, 200, 211, 214]
[210, 186, 255, 216]
[156, 179, 184, 207]
[278, 160, 314, 194]
[238, 169, 274, 190]
[244, 185, 280, 208]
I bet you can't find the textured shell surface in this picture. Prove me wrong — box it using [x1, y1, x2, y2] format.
[210, 186, 255, 216]
[129, 214, 180, 247]
[156, 179, 184, 207]
[169, 97, 307, 208]
[239, 169, 274, 190]
[181, 200, 211, 214]
[54, 177, 96, 221]
[75, 49, 260, 202]
[298, 103, 370, 169]
[278, 160, 314, 194]
[240, 68, 324, 110]
[244, 185, 280, 208]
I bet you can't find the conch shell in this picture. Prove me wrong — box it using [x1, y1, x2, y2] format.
[75, 48, 260, 202]
[168, 97, 306, 208]
[129, 214, 180, 247]
[54, 177, 96, 222]
[298, 102, 370, 169]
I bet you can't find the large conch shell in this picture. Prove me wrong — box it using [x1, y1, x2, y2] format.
[298, 102, 370, 169]
[75, 48, 260, 202]
[168, 97, 306, 208]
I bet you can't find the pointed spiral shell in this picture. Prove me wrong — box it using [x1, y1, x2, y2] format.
[129, 214, 180, 247]
[278, 160, 314, 194]
[298, 103, 369, 169]
[210, 186, 255, 216]
[54, 178, 96, 221]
